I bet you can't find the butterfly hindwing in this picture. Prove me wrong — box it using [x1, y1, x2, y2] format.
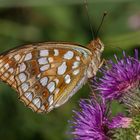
[0, 43, 92, 113]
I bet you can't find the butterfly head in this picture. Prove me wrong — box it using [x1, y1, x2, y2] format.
[87, 38, 104, 53]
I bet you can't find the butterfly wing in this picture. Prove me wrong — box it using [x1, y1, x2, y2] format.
[0, 48, 28, 90]
[0, 42, 92, 113]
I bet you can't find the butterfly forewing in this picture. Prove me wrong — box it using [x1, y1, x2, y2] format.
[0, 43, 92, 113]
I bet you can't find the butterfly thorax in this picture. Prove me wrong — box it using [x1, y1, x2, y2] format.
[86, 38, 104, 78]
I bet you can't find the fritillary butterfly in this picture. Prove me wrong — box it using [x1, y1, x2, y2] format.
[0, 39, 104, 113]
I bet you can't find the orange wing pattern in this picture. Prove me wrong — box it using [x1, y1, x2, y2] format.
[0, 43, 92, 113]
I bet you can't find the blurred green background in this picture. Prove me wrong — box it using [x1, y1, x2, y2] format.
[0, 0, 140, 140]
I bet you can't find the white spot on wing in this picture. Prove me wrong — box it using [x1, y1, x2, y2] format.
[14, 54, 21, 61]
[25, 92, 33, 101]
[19, 63, 26, 72]
[54, 49, 59, 56]
[48, 95, 54, 105]
[4, 63, 9, 69]
[41, 105, 45, 111]
[40, 50, 49, 56]
[57, 62, 67, 75]
[74, 48, 89, 58]
[55, 88, 60, 94]
[64, 74, 71, 84]
[33, 98, 41, 108]
[72, 61, 80, 69]
[40, 77, 48, 86]
[47, 82, 55, 93]
[48, 57, 53, 63]
[48, 106, 53, 112]
[19, 73, 27, 82]
[76, 56, 80, 61]
[38, 58, 48, 65]
[21, 82, 29, 92]
[8, 68, 14, 73]
[24, 53, 32, 61]
[37, 74, 41, 78]
[4, 73, 9, 77]
[64, 51, 74, 60]
[73, 69, 80, 75]
[40, 64, 50, 71]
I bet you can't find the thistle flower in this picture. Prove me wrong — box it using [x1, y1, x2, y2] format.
[96, 50, 140, 114]
[69, 50, 140, 140]
[70, 98, 111, 140]
[111, 115, 140, 140]
[69, 97, 134, 140]
[108, 114, 132, 129]
[69, 91, 138, 140]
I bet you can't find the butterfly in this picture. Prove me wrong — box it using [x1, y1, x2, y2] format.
[0, 38, 104, 113]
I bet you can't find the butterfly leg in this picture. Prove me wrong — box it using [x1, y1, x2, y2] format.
[99, 58, 106, 68]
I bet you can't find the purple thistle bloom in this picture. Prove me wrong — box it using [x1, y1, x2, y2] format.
[70, 98, 111, 140]
[108, 114, 132, 129]
[69, 50, 140, 140]
[97, 49, 140, 101]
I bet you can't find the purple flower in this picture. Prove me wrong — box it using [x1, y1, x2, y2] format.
[69, 50, 140, 140]
[108, 114, 132, 129]
[97, 49, 140, 101]
[70, 98, 111, 140]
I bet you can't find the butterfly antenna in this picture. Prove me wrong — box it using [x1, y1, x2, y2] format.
[95, 11, 107, 38]
[84, 0, 96, 39]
